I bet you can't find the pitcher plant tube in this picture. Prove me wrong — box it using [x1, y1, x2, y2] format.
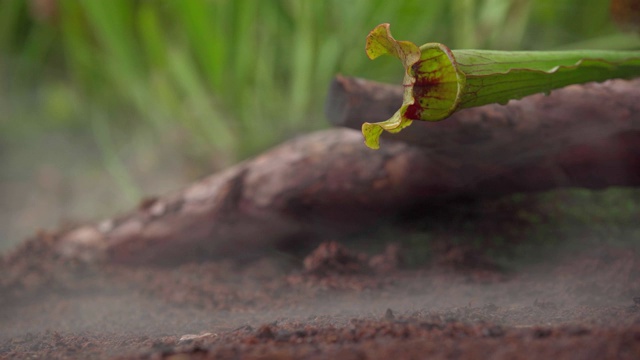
[362, 23, 640, 149]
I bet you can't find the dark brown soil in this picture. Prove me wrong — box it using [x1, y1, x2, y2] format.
[2, 223, 640, 359]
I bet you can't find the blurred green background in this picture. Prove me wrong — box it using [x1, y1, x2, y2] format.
[1, 0, 638, 252]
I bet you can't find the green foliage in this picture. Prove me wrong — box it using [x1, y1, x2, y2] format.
[0, 0, 635, 191]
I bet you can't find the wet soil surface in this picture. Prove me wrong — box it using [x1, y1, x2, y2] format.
[2, 233, 640, 359]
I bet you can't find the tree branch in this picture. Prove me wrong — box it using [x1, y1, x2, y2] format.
[52, 76, 640, 265]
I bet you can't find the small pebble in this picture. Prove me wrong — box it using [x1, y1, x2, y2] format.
[384, 308, 395, 320]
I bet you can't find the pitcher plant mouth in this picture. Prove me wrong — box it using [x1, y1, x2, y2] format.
[361, 23, 640, 149]
[362, 24, 465, 149]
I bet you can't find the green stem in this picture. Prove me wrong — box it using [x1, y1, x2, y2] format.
[362, 23, 640, 149]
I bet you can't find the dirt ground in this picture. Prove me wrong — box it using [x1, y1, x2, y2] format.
[2, 196, 640, 359]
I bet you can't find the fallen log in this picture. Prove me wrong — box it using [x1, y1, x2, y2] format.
[54, 77, 640, 265]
